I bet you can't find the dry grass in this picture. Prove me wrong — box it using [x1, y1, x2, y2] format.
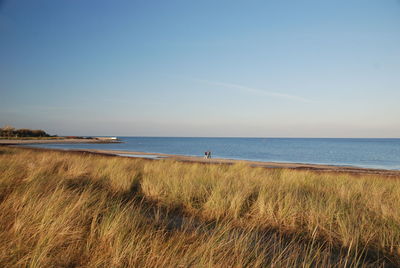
[0, 146, 399, 267]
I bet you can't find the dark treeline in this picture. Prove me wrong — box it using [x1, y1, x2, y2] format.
[0, 126, 52, 138]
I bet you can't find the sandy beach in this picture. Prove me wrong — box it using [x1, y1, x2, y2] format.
[75, 149, 400, 176]
[4, 142, 399, 177]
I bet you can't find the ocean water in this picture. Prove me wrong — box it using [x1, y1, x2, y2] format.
[26, 137, 400, 170]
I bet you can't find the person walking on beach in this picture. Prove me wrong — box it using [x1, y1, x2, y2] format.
[204, 151, 208, 159]
[207, 151, 212, 159]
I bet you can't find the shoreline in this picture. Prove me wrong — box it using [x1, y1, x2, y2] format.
[6, 144, 400, 177]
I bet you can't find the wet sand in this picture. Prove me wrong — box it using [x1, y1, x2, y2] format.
[6, 144, 399, 177]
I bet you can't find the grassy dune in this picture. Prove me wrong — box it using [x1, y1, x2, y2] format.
[1, 147, 400, 267]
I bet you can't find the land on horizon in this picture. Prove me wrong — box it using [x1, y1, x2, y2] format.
[1, 127, 399, 173]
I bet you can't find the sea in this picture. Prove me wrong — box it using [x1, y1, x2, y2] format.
[25, 137, 400, 170]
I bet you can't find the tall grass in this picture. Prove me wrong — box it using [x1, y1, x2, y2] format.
[0, 146, 399, 267]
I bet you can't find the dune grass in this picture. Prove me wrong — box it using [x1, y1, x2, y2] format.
[0, 146, 400, 267]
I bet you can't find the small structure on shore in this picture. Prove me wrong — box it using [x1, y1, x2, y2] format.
[94, 137, 121, 143]
[95, 137, 118, 141]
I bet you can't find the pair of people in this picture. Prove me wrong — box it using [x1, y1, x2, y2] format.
[204, 151, 212, 159]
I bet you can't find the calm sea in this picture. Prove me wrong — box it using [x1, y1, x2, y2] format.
[27, 137, 400, 170]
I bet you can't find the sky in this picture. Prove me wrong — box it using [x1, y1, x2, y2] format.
[1, 0, 400, 137]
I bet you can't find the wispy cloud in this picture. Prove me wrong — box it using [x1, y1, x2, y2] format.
[196, 79, 312, 103]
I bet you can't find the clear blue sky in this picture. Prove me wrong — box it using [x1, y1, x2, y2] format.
[1, 0, 399, 137]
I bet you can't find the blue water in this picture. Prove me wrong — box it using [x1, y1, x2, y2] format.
[26, 137, 400, 170]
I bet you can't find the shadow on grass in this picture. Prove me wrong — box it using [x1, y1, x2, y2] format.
[0, 147, 15, 155]
[59, 173, 399, 267]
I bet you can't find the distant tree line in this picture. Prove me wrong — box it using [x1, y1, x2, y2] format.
[0, 125, 52, 138]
